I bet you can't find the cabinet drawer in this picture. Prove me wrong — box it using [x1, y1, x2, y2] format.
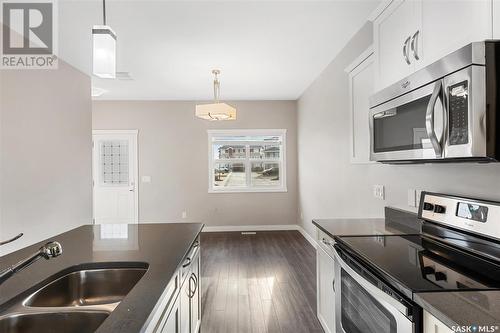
[181, 238, 200, 284]
[317, 229, 335, 258]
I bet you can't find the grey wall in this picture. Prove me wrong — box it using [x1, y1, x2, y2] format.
[297, 22, 500, 237]
[0, 61, 93, 255]
[92, 100, 298, 227]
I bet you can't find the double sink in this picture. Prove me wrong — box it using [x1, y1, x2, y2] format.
[0, 265, 148, 333]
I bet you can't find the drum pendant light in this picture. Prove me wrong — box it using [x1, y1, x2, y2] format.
[92, 0, 116, 78]
[195, 70, 237, 121]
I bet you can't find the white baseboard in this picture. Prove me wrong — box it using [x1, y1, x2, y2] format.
[201, 224, 318, 249]
[296, 225, 318, 249]
[202, 224, 298, 232]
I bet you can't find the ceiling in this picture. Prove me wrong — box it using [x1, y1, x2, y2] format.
[58, 1, 380, 100]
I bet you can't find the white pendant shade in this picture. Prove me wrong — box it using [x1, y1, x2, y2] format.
[92, 25, 116, 79]
[196, 69, 236, 121]
[195, 102, 237, 121]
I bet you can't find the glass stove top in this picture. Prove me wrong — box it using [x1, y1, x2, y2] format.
[336, 234, 500, 297]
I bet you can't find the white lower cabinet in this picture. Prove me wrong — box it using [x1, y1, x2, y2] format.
[423, 310, 453, 333]
[317, 240, 336, 333]
[146, 239, 201, 333]
[180, 278, 190, 333]
[161, 296, 181, 333]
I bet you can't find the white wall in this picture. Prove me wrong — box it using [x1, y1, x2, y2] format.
[297, 23, 500, 237]
[0, 60, 92, 255]
[92, 100, 298, 228]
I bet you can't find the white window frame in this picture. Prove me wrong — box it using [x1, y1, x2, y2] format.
[207, 129, 287, 193]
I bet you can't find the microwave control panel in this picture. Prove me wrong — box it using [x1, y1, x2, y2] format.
[448, 81, 469, 146]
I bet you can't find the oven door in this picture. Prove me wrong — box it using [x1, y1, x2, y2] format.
[369, 80, 445, 162]
[334, 250, 415, 333]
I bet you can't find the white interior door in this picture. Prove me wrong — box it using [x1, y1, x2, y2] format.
[92, 130, 138, 224]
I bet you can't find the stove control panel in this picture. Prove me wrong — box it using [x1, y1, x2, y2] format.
[418, 192, 500, 241]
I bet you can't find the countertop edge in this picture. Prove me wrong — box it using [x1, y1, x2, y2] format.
[414, 293, 459, 329]
[139, 223, 204, 332]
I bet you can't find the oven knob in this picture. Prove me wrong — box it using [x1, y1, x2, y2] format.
[433, 204, 446, 214]
[422, 266, 435, 276]
[435, 272, 447, 281]
[423, 202, 434, 211]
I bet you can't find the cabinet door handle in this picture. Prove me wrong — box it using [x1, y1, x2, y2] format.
[411, 30, 420, 60]
[191, 273, 198, 295]
[403, 36, 411, 65]
[182, 257, 191, 268]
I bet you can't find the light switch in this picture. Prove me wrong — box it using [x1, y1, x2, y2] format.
[141, 176, 151, 183]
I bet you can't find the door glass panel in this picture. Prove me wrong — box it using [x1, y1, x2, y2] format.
[340, 269, 397, 333]
[373, 95, 431, 153]
[100, 140, 129, 185]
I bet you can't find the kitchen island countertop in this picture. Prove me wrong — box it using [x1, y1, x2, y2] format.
[0, 223, 204, 333]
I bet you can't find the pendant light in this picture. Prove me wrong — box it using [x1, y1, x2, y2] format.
[195, 70, 236, 121]
[92, 0, 116, 79]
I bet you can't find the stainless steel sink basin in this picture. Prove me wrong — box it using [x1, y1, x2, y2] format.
[24, 268, 147, 307]
[0, 311, 109, 333]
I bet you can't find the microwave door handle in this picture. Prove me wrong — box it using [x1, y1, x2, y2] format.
[426, 81, 443, 157]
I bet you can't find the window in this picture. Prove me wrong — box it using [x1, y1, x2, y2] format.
[208, 129, 287, 193]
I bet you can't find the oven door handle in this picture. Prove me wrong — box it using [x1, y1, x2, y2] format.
[426, 80, 443, 157]
[333, 249, 411, 318]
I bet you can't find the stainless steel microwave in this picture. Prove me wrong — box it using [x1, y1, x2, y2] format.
[369, 41, 500, 163]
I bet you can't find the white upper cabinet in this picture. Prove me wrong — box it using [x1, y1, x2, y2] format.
[346, 48, 374, 164]
[374, 0, 419, 90]
[373, 0, 493, 91]
[417, 0, 492, 70]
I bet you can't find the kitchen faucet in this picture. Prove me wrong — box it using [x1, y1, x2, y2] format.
[0, 241, 62, 285]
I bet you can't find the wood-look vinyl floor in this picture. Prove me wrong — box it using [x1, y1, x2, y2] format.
[200, 231, 324, 333]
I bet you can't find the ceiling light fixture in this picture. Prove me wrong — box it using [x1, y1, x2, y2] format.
[195, 70, 236, 121]
[92, 0, 116, 79]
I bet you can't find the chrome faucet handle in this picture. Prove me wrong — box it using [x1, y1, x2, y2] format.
[39, 241, 62, 259]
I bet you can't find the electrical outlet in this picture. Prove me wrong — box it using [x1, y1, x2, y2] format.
[182, 211, 187, 219]
[408, 189, 416, 207]
[373, 185, 385, 200]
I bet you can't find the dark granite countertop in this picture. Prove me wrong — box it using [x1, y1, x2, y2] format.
[415, 291, 500, 329]
[313, 207, 422, 237]
[0, 223, 204, 333]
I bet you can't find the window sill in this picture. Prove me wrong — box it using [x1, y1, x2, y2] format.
[208, 187, 288, 194]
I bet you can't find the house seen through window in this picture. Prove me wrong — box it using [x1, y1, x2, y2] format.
[208, 130, 287, 192]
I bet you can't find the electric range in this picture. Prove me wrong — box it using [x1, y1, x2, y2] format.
[331, 192, 500, 333]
